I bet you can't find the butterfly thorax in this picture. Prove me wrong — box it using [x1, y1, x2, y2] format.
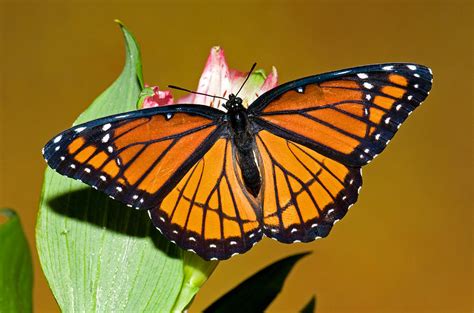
[225, 94, 262, 198]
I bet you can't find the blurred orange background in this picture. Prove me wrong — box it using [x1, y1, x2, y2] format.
[1, 1, 472, 312]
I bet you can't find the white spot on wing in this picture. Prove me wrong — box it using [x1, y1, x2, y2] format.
[363, 82, 374, 89]
[101, 133, 110, 143]
[102, 123, 112, 131]
[357, 73, 368, 79]
[382, 65, 394, 71]
[407, 65, 417, 70]
[75, 127, 86, 133]
[53, 135, 62, 143]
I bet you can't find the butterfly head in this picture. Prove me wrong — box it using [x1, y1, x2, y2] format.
[223, 94, 244, 111]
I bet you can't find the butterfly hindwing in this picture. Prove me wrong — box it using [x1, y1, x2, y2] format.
[149, 137, 262, 260]
[43, 105, 224, 210]
[250, 63, 433, 166]
[255, 130, 362, 242]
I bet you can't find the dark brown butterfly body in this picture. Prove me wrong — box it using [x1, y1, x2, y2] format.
[225, 94, 262, 198]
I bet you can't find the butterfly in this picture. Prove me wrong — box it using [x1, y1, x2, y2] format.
[43, 63, 433, 260]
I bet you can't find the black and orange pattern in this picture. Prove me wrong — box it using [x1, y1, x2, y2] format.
[256, 130, 361, 243]
[43, 63, 433, 260]
[150, 138, 262, 260]
[43, 105, 223, 210]
[250, 63, 432, 166]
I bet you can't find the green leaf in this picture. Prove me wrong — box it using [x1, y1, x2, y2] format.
[0, 209, 33, 312]
[300, 296, 317, 313]
[204, 252, 311, 313]
[36, 21, 195, 312]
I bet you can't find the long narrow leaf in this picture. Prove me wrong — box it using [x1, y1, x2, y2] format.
[300, 296, 316, 313]
[36, 21, 186, 312]
[204, 252, 310, 313]
[0, 209, 33, 312]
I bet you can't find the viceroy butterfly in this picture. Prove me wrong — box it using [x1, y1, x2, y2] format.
[43, 63, 432, 260]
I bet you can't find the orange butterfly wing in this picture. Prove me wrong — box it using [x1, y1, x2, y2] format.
[43, 106, 223, 210]
[149, 138, 262, 260]
[256, 130, 361, 242]
[250, 63, 433, 166]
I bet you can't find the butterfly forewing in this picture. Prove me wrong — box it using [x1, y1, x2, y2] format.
[43, 106, 224, 210]
[250, 63, 433, 166]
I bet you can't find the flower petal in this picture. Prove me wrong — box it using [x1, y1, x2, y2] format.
[141, 86, 174, 108]
[260, 66, 279, 94]
[177, 46, 231, 110]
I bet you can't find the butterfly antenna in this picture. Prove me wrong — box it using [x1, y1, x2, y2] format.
[235, 62, 257, 97]
[168, 85, 228, 101]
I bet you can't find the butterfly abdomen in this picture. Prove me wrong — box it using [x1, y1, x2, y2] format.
[228, 108, 262, 198]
